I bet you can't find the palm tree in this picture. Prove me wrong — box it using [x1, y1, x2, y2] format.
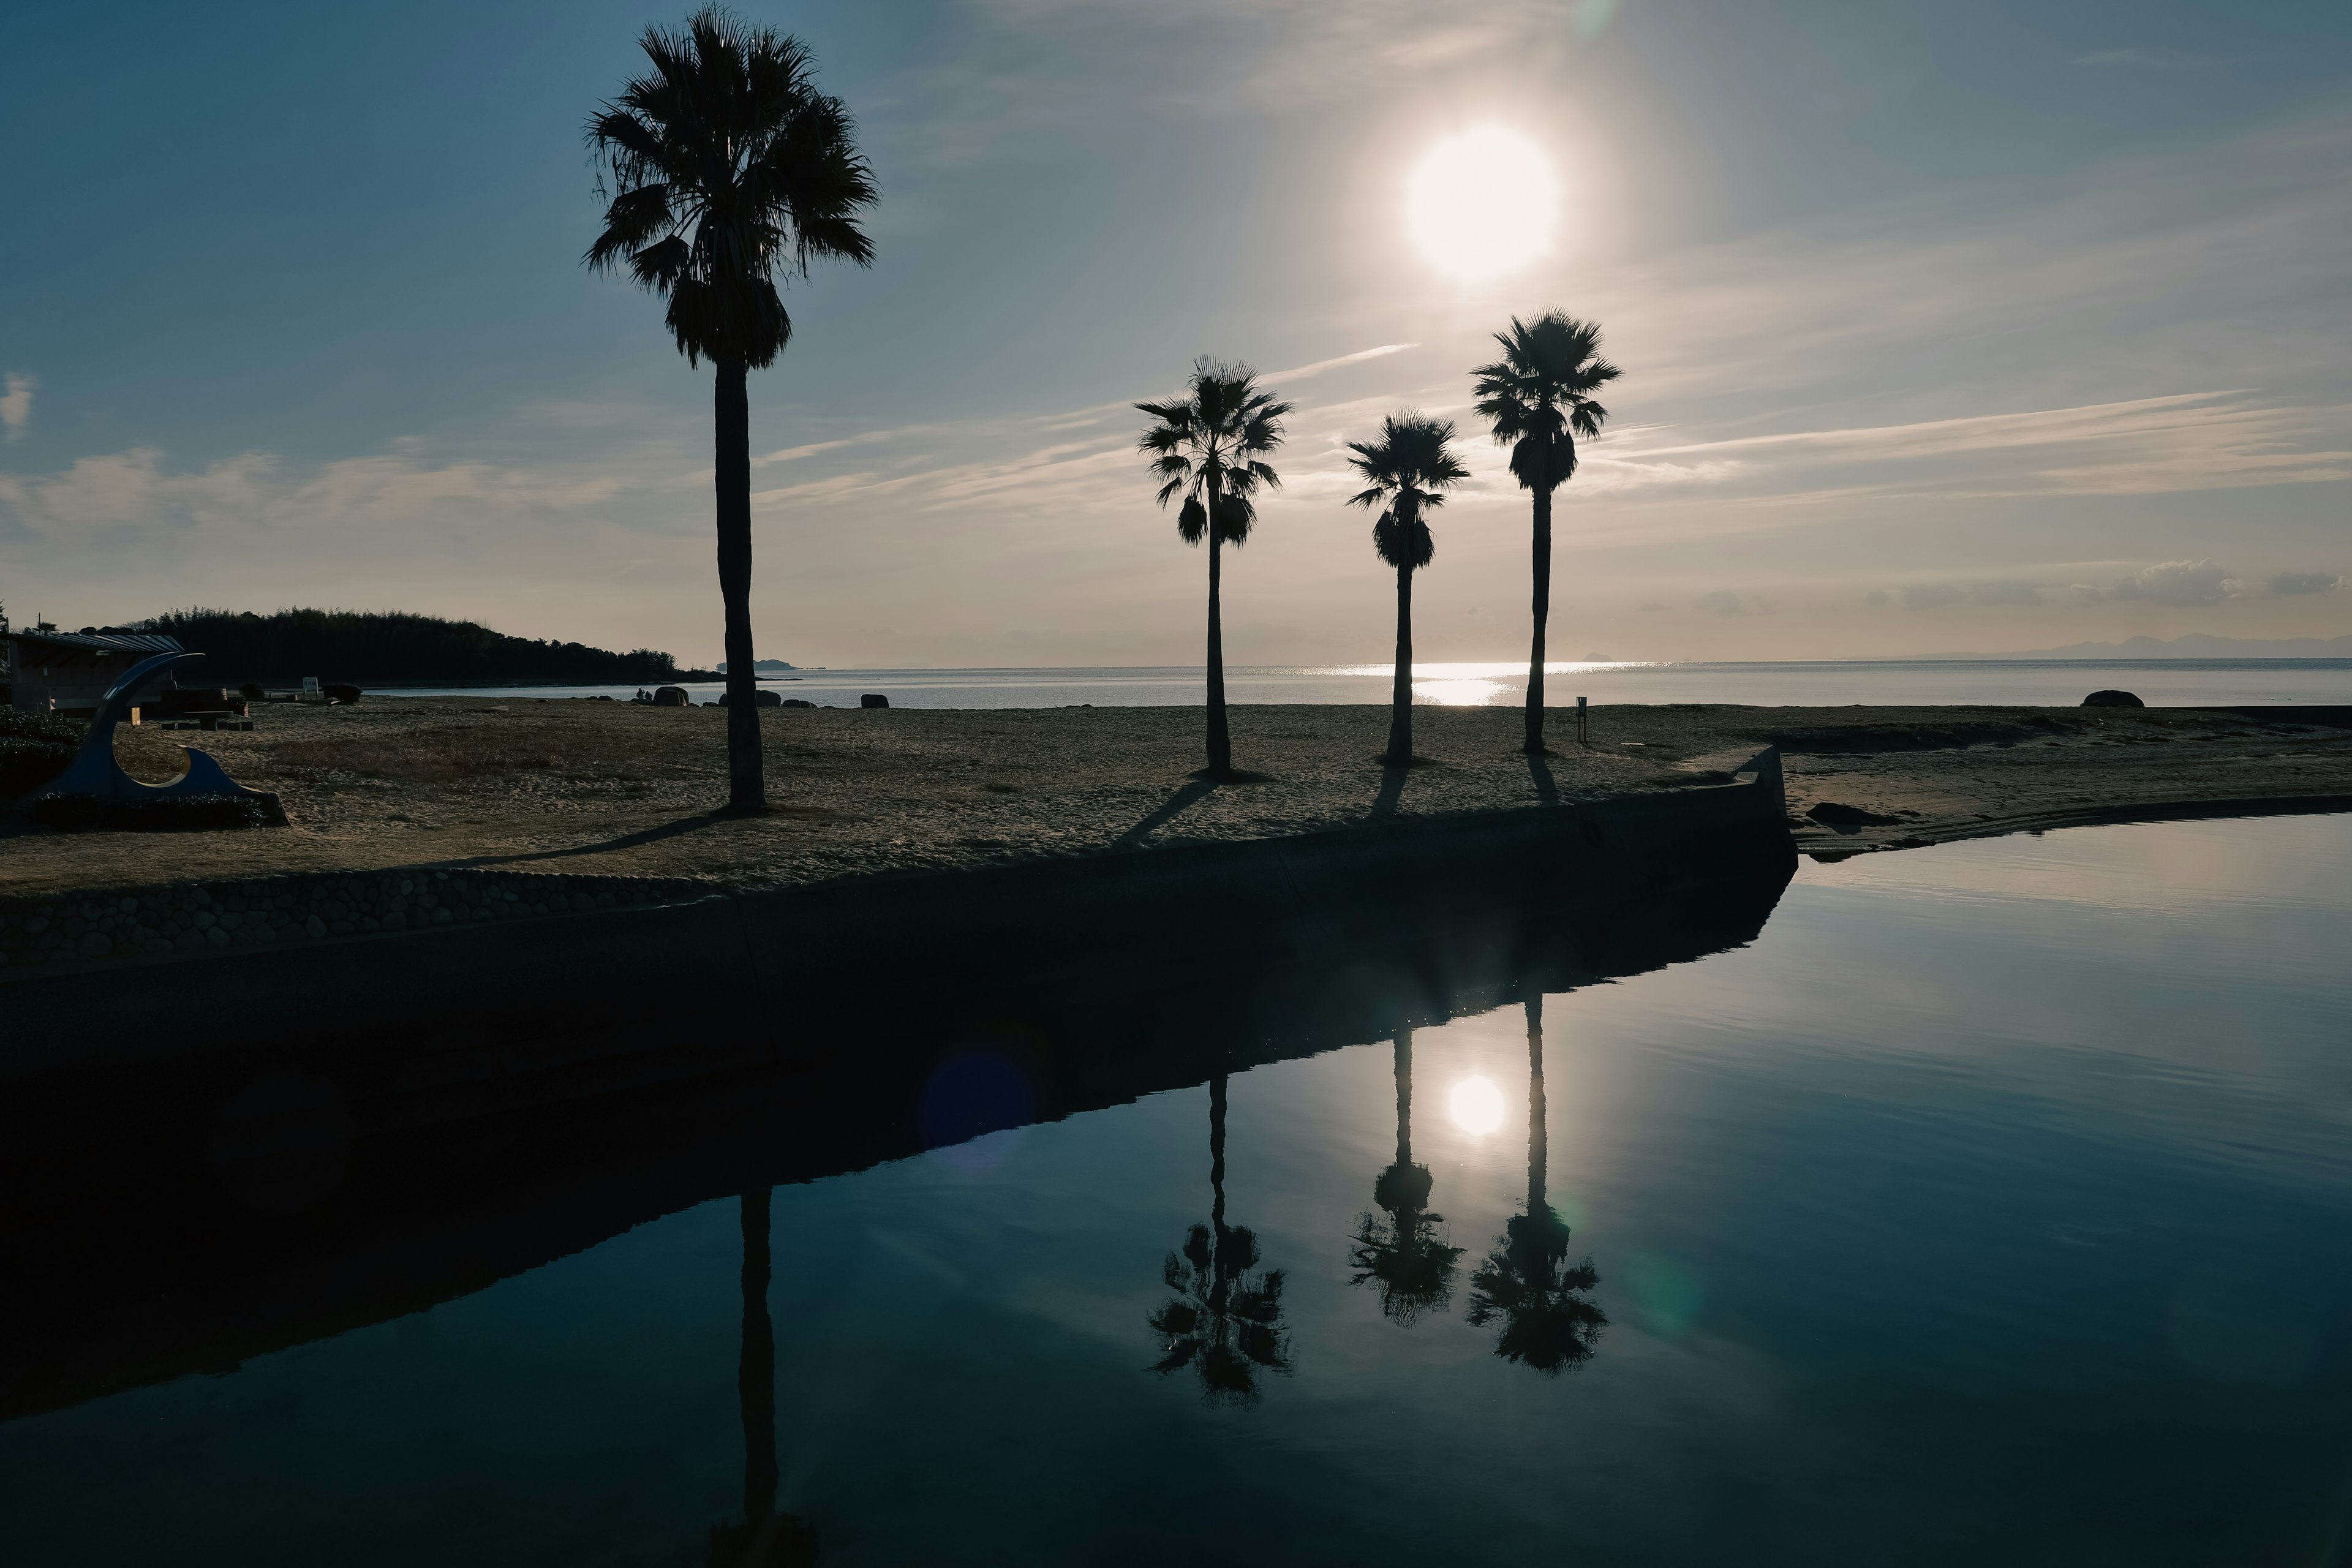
[1470, 314, 1619, 756]
[586, 7, 877, 813]
[1346, 414, 1468, 767]
[1149, 1074, 1292, 1404]
[1466, 998, 1607, 1372]
[1348, 1031, 1464, 1326]
[1136, 361, 1293, 778]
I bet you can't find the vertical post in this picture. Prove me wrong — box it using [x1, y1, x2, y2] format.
[1576, 694, 1588, 746]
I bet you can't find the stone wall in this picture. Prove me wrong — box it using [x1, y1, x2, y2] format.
[0, 866, 705, 975]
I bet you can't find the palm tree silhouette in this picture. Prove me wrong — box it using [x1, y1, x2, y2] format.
[1150, 1074, 1292, 1404]
[705, 1189, 819, 1568]
[1469, 314, 1620, 757]
[1346, 414, 1469, 767]
[586, 7, 876, 813]
[1348, 1031, 1464, 1327]
[1467, 998, 1607, 1373]
[1136, 361, 1294, 778]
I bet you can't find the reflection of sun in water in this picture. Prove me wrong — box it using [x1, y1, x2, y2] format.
[1406, 126, 1558, 283]
[1412, 676, 1510, 706]
[1449, 1076, 1506, 1135]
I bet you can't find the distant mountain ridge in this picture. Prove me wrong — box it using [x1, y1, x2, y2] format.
[1913, 633, 2352, 660]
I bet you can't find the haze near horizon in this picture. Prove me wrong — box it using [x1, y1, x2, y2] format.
[2, 0, 2346, 668]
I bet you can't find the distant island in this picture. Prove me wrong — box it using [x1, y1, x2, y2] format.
[1908, 633, 2352, 660]
[715, 658, 797, 674]
[137, 608, 715, 686]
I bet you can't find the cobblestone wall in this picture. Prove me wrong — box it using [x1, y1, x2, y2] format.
[0, 867, 710, 976]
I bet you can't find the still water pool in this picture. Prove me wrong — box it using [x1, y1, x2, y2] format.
[7, 815, 2352, 1565]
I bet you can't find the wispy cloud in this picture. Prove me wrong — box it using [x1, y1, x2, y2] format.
[0, 374, 33, 442]
[2076, 47, 2215, 69]
[1264, 343, 1418, 380]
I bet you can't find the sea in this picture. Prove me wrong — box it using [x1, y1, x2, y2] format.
[376, 658, 2352, 708]
[7, 811, 2350, 1563]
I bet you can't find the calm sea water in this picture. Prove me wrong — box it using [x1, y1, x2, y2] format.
[5, 813, 2351, 1564]
[379, 658, 2352, 709]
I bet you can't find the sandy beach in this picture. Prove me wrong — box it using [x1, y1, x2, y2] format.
[1, 696, 2346, 901]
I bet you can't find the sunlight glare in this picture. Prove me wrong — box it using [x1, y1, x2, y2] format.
[1406, 126, 1558, 283]
[1449, 1076, 1506, 1136]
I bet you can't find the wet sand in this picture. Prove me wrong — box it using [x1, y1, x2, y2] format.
[2, 697, 2348, 900]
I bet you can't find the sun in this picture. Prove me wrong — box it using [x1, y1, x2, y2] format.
[1405, 126, 1558, 284]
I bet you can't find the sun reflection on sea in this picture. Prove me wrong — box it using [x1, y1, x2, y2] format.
[1322, 662, 1654, 706]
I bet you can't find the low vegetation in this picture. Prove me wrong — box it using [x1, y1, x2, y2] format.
[135, 608, 710, 687]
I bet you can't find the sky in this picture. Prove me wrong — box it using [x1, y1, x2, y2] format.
[2, 0, 2348, 668]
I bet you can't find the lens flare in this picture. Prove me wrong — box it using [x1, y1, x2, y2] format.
[1449, 1076, 1506, 1135]
[1406, 126, 1558, 283]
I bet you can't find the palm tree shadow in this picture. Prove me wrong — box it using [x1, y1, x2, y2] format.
[443, 810, 760, 869]
[1525, 752, 1560, 807]
[1368, 761, 1411, 821]
[1115, 778, 1220, 850]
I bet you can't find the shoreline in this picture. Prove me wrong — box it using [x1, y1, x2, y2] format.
[1, 699, 2347, 918]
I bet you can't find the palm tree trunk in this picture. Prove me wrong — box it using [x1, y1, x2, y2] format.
[1386, 562, 1415, 765]
[1525, 475, 1552, 756]
[714, 357, 766, 812]
[1205, 524, 1231, 776]
[1525, 997, 1547, 1215]
[737, 1187, 777, 1529]
[1393, 1031, 1414, 1169]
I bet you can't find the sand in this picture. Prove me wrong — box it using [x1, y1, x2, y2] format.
[1, 696, 2347, 900]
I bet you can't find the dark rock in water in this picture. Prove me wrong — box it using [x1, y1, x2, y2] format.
[1807, 801, 1902, 826]
[323, 683, 362, 705]
[652, 685, 690, 707]
[780, 698, 815, 708]
[861, 693, 890, 709]
[2082, 690, 2145, 708]
[717, 689, 783, 706]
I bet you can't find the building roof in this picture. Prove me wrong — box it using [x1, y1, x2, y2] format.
[6, 628, 184, 656]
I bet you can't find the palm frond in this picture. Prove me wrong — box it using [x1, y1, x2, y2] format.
[584, 5, 875, 368]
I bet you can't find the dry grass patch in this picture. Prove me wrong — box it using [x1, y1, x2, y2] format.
[270, 723, 687, 782]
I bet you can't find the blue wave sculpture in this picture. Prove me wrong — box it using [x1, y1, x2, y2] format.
[31, 650, 284, 820]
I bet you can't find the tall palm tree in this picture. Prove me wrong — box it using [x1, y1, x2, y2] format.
[1136, 361, 1292, 778]
[1466, 998, 1607, 1372]
[586, 7, 877, 813]
[1348, 1031, 1464, 1326]
[1346, 413, 1468, 767]
[1149, 1074, 1292, 1404]
[1470, 314, 1619, 756]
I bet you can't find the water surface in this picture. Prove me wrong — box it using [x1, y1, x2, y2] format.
[6, 814, 2351, 1564]
[378, 657, 2352, 709]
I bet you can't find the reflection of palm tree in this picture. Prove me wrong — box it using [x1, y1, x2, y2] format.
[1468, 999, 1607, 1373]
[1349, 1031, 1463, 1325]
[707, 1189, 818, 1568]
[1150, 1074, 1292, 1404]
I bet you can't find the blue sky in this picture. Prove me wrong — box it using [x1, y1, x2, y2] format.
[2, 0, 2347, 665]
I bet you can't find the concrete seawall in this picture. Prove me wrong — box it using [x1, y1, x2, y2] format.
[0, 753, 1792, 1422]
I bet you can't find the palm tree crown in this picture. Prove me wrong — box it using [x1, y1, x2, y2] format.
[1136, 360, 1292, 549]
[586, 6, 878, 368]
[1346, 412, 1468, 571]
[1469, 314, 1618, 491]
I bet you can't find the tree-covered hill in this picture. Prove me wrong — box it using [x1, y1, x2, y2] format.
[135, 608, 714, 687]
